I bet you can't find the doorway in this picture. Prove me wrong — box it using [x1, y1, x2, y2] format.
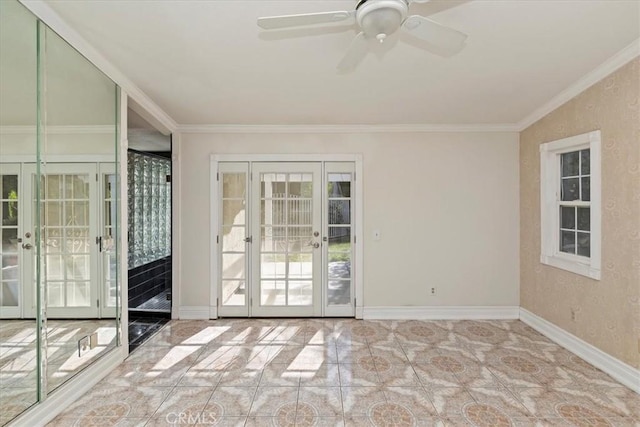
[214, 160, 358, 318]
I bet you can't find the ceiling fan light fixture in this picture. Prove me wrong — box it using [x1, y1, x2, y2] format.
[356, 0, 409, 39]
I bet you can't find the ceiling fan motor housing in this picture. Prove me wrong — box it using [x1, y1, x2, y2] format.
[356, 0, 409, 39]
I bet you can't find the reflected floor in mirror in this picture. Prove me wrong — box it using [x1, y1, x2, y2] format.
[0, 319, 117, 425]
[0, 320, 37, 425]
[46, 319, 639, 426]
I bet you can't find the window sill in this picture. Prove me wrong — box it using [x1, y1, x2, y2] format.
[540, 254, 601, 280]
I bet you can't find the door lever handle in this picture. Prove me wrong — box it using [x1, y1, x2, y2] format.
[22, 243, 33, 250]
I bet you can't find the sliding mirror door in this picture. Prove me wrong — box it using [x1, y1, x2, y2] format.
[0, 1, 39, 424]
[39, 24, 120, 394]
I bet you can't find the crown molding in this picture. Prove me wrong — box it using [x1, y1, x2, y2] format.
[19, 0, 178, 134]
[0, 125, 115, 135]
[517, 38, 640, 131]
[176, 123, 520, 134]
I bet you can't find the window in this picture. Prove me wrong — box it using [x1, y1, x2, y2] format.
[540, 131, 601, 280]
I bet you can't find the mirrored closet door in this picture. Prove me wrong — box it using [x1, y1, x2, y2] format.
[0, 0, 122, 423]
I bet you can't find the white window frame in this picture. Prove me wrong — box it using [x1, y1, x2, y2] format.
[540, 130, 601, 280]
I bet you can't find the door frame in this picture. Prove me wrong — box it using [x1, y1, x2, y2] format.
[210, 154, 363, 319]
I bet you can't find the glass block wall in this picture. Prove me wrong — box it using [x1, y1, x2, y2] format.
[128, 151, 171, 269]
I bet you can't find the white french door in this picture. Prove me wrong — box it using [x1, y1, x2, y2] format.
[251, 162, 322, 317]
[22, 163, 99, 318]
[99, 163, 118, 318]
[216, 161, 356, 318]
[0, 164, 23, 319]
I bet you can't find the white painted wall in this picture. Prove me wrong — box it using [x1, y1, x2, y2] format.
[0, 131, 115, 155]
[178, 131, 520, 311]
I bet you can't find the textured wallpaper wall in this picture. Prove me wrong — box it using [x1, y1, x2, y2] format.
[520, 58, 640, 369]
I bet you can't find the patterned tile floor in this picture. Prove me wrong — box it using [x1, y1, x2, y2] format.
[47, 319, 639, 426]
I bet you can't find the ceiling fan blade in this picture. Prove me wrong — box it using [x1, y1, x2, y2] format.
[401, 15, 467, 52]
[258, 11, 354, 30]
[337, 32, 369, 72]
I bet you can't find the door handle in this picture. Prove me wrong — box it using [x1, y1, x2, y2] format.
[22, 243, 33, 250]
[311, 242, 320, 249]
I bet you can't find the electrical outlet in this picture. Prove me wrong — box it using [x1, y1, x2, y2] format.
[637, 338, 640, 354]
[430, 287, 436, 296]
[570, 309, 577, 322]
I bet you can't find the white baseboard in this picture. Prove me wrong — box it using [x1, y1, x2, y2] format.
[520, 308, 640, 394]
[363, 305, 520, 320]
[178, 306, 211, 319]
[11, 347, 126, 427]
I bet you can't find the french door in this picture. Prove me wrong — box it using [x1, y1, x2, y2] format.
[216, 161, 355, 317]
[0, 164, 22, 319]
[22, 164, 99, 318]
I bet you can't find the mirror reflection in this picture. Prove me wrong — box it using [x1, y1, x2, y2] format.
[0, 0, 39, 424]
[0, 0, 121, 422]
[40, 24, 120, 393]
[127, 108, 172, 351]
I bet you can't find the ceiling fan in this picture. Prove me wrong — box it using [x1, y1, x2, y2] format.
[257, 0, 468, 72]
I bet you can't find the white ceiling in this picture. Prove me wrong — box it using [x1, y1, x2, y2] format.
[44, 0, 639, 126]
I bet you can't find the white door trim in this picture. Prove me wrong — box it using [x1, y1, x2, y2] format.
[209, 154, 363, 319]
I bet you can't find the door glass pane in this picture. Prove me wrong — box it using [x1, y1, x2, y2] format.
[223, 200, 246, 226]
[288, 174, 312, 197]
[328, 280, 351, 305]
[287, 227, 312, 252]
[222, 280, 245, 306]
[261, 254, 286, 279]
[223, 173, 246, 198]
[261, 226, 287, 252]
[261, 280, 286, 305]
[287, 200, 312, 225]
[261, 174, 286, 197]
[288, 280, 312, 306]
[1, 282, 19, 306]
[288, 253, 312, 279]
[222, 226, 246, 252]
[222, 254, 245, 280]
[328, 200, 350, 225]
[66, 281, 90, 306]
[328, 174, 351, 197]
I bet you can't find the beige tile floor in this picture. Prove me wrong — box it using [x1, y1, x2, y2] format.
[47, 319, 639, 426]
